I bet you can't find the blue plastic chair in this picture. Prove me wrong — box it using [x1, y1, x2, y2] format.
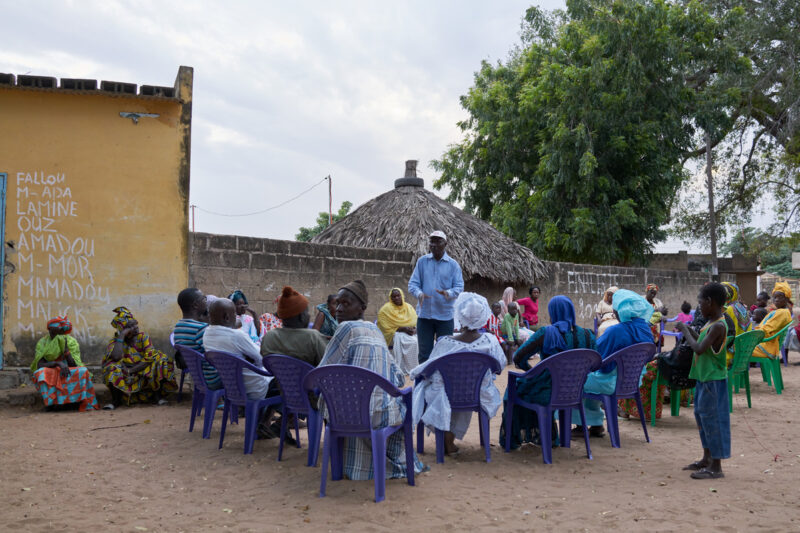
[414, 351, 502, 463]
[303, 365, 415, 503]
[207, 350, 282, 455]
[175, 345, 228, 439]
[169, 332, 188, 403]
[583, 342, 656, 448]
[262, 354, 323, 466]
[503, 349, 601, 464]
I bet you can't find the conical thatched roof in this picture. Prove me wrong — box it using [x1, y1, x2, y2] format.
[312, 161, 548, 284]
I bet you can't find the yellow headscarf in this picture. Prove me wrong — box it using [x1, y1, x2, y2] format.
[772, 281, 793, 304]
[377, 288, 417, 345]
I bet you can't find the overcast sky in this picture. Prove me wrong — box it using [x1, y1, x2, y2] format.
[4, 0, 716, 253]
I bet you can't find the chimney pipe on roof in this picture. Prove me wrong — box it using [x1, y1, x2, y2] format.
[394, 159, 424, 188]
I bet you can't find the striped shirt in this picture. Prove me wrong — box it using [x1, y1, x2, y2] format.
[173, 319, 222, 390]
[485, 314, 504, 344]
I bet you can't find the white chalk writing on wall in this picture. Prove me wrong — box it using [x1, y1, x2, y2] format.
[14, 171, 107, 345]
[567, 270, 638, 319]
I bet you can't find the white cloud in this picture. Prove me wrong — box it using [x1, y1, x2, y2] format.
[3, 0, 565, 240]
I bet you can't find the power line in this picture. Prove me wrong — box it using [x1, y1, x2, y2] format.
[194, 176, 329, 217]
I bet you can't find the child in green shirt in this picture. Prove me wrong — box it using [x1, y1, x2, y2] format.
[501, 302, 522, 364]
[675, 282, 729, 480]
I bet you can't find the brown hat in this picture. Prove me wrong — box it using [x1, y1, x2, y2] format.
[341, 280, 368, 305]
[276, 286, 309, 319]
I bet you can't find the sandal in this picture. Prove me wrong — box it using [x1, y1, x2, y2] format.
[157, 398, 169, 406]
[102, 403, 116, 410]
[690, 468, 724, 479]
[682, 461, 708, 471]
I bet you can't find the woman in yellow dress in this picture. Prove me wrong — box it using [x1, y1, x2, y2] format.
[102, 307, 177, 409]
[755, 282, 794, 359]
[377, 288, 419, 375]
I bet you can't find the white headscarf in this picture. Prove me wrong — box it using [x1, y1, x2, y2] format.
[454, 292, 492, 330]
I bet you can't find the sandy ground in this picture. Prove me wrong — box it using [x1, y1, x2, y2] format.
[2, 354, 800, 532]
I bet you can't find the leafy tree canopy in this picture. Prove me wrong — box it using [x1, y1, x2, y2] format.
[720, 227, 800, 277]
[434, 0, 744, 265]
[295, 201, 352, 242]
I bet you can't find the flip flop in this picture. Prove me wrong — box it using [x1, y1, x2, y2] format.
[157, 399, 169, 406]
[691, 468, 724, 479]
[102, 403, 115, 410]
[682, 461, 708, 471]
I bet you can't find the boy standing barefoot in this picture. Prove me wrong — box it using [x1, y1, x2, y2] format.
[675, 283, 730, 479]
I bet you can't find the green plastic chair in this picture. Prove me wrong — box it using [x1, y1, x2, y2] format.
[750, 322, 793, 395]
[650, 335, 734, 426]
[728, 330, 764, 412]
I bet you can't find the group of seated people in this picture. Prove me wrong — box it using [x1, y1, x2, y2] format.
[26, 275, 797, 484]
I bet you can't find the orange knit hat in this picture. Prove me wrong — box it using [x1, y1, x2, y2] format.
[276, 286, 309, 319]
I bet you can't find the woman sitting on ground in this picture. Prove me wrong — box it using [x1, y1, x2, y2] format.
[499, 295, 596, 450]
[229, 290, 261, 345]
[30, 316, 98, 411]
[755, 282, 794, 359]
[102, 307, 177, 409]
[410, 292, 505, 455]
[595, 286, 619, 337]
[312, 294, 338, 338]
[377, 288, 419, 375]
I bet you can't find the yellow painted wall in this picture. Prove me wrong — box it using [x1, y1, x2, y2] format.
[0, 75, 191, 366]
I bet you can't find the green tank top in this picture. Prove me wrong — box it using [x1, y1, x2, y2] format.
[688, 318, 728, 382]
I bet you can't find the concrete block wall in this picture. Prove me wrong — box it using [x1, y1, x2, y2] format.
[189, 233, 416, 320]
[467, 261, 725, 329]
[189, 232, 729, 331]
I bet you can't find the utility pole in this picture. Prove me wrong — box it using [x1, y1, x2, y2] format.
[328, 175, 332, 225]
[706, 131, 719, 281]
[190, 204, 196, 233]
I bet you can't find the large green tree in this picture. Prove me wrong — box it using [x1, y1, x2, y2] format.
[672, 0, 800, 245]
[434, 0, 742, 265]
[295, 201, 352, 242]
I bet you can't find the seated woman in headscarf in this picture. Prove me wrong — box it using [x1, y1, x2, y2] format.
[312, 294, 338, 338]
[318, 280, 426, 481]
[499, 295, 597, 450]
[645, 283, 667, 343]
[30, 316, 98, 411]
[410, 292, 506, 455]
[755, 282, 794, 359]
[573, 290, 653, 437]
[721, 282, 751, 366]
[228, 290, 261, 345]
[595, 286, 619, 337]
[102, 307, 177, 409]
[377, 288, 419, 375]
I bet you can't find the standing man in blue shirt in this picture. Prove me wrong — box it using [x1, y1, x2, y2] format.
[408, 230, 464, 362]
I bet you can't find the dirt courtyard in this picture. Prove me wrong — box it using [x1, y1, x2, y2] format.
[2, 360, 800, 532]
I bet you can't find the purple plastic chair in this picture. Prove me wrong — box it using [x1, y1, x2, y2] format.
[583, 342, 656, 448]
[503, 349, 601, 464]
[262, 354, 323, 466]
[659, 315, 682, 349]
[303, 365, 415, 503]
[413, 351, 502, 463]
[169, 332, 188, 403]
[206, 350, 282, 455]
[175, 345, 227, 439]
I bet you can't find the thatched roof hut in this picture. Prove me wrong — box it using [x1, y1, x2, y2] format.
[312, 161, 548, 284]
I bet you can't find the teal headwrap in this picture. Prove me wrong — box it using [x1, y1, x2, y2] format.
[612, 289, 654, 323]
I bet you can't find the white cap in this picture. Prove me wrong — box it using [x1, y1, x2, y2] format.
[429, 230, 447, 241]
